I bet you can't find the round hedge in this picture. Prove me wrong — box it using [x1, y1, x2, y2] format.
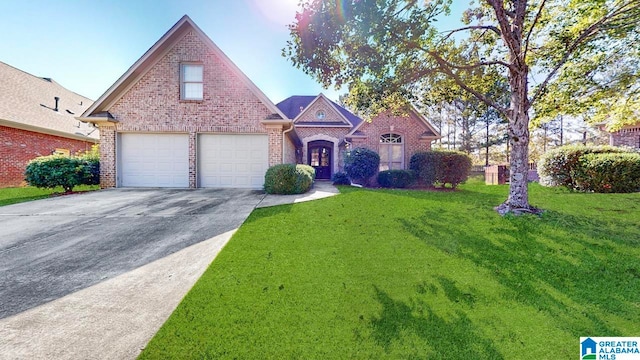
[409, 150, 472, 188]
[25, 154, 100, 193]
[573, 152, 640, 193]
[537, 145, 629, 189]
[344, 147, 380, 185]
[264, 164, 315, 194]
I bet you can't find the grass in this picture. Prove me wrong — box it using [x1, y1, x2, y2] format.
[139, 179, 640, 359]
[0, 185, 99, 206]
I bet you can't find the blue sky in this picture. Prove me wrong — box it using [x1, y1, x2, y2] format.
[0, 0, 464, 104]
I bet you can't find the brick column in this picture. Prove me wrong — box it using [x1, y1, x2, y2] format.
[100, 126, 117, 188]
[265, 125, 283, 166]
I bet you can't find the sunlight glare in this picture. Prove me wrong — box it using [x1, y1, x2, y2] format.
[250, 0, 301, 27]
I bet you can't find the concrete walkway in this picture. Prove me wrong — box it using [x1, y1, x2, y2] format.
[0, 182, 338, 360]
[257, 180, 339, 208]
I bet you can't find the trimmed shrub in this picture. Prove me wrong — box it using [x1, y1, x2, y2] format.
[344, 147, 380, 185]
[78, 144, 100, 186]
[573, 153, 640, 193]
[377, 170, 415, 188]
[264, 164, 315, 194]
[331, 172, 350, 185]
[25, 155, 96, 192]
[538, 145, 632, 190]
[410, 150, 472, 188]
[409, 152, 438, 185]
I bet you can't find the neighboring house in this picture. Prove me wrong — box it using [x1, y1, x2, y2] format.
[0, 61, 97, 188]
[607, 122, 640, 149]
[78, 15, 440, 189]
[276, 94, 441, 179]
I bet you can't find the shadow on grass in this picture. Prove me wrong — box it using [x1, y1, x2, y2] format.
[398, 204, 640, 337]
[369, 286, 504, 359]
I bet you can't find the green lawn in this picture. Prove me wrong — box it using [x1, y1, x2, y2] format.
[0, 185, 99, 206]
[139, 179, 640, 359]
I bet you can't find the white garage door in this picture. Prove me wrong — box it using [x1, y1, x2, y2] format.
[198, 134, 268, 189]
[119, 133, 189, 187]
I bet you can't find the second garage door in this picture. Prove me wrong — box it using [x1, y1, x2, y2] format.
[198, 134, 268, 189]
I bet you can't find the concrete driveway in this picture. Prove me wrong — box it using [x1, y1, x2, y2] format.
[0, 188, 264, 319]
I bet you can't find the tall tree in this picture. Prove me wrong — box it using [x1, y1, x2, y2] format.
[284, 0, 640, 215]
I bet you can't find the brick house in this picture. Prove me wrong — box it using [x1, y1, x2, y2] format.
[276, 94, 441, 180]
[78, 16, 297, 189]
[607, 123, 640, 149]
[79, 15, 439, 188]
[0, 61, 98, 188]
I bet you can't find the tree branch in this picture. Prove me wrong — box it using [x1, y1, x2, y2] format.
[524, 0, 547, 58]
[445, 59, 512, 70]
[441, 25, 501, 41]
[486, 0, 520, 57]
[428, 51, 509, 115]
[531, 1, 640, 104]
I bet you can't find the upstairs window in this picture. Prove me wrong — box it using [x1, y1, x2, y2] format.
[181, 64, 203, 100]
[379, 133, 404, 170]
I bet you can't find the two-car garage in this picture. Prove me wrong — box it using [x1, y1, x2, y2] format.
[118, 133, 268, 189]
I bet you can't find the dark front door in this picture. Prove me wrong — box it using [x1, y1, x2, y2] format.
[308, 141, 332, 180]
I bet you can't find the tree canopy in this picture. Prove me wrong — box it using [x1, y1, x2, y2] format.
[285, 0, 640, 214]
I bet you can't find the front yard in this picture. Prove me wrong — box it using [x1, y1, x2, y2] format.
[0, 185, 99, 207]
[140, 179, 639, 359]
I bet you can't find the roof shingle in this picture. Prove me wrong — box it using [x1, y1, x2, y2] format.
[0, 61, 97, 140]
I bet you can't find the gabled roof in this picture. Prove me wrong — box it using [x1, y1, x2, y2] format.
[346, 105, 442, 139]
[80, 15, 287, 122]
[0, 61, 97, 142]
[276, 94, 363, 128]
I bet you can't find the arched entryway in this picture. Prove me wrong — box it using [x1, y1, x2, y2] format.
[308, 140, 333, 180]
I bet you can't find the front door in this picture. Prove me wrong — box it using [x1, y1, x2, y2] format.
[308, 141, 333, 180]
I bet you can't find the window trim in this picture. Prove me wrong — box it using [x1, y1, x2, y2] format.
[379, 133, 404, 170]
[180, 63, 204, 101]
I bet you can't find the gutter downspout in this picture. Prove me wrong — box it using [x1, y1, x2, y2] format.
[282, 121, 294, 164]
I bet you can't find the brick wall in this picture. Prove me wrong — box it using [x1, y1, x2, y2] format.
[610, 125, 640, 148]
[350, 111, 435, 169]
[295, 97, 351, 126]
[284, 131, 297, 164]
[0, 125, 94, 187]
[100, 30, 280, 187]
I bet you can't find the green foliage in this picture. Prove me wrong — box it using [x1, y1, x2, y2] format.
[410, 152, 439, 185]
[538, 145, 630, 190]
[331, 171, 350, 185]
[410, 150, 472, 188]
[25, 152, 100, 193]
[140, 180, 640, 359]
[296, 164, 316, 182]
[344, 147, 380, 185]
[285, 0, 640, 210]
[264, 164, 315, 195]
[77, 145, 100, 186]
[573, 153, 640, 193]
[377, 170, 415, 188]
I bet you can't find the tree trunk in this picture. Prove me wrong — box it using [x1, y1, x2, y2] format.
[485, 116, 490, 166]
[495, 64, 540, 215]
